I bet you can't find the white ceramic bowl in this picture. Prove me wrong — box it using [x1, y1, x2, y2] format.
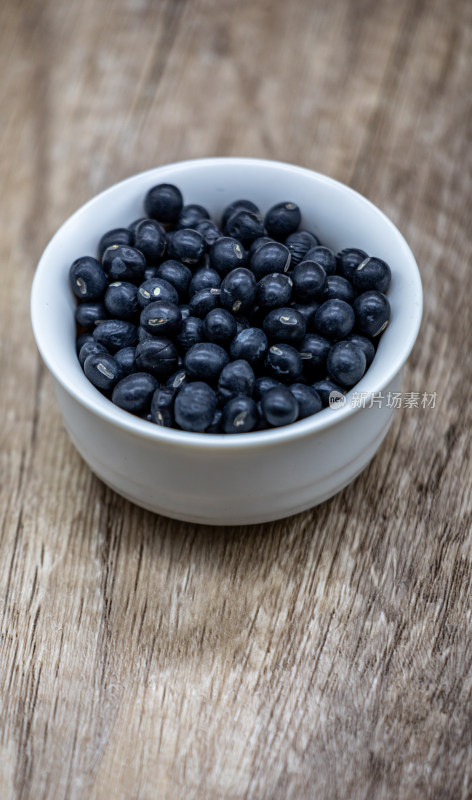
[30, 158, 422, 525]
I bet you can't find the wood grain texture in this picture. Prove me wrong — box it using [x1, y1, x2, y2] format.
[1, 0, 471, 798]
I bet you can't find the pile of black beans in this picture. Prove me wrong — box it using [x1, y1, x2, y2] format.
[70, 184, 391, 433]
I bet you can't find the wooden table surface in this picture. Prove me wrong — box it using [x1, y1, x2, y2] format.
[1, 0, 471, 798]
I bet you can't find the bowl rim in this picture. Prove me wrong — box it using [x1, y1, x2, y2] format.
[31, 156, 423, 451]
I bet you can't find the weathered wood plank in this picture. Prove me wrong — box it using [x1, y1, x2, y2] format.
[0, 0, 471, 798]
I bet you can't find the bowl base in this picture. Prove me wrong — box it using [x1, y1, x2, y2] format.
[87, 442, 385, 526]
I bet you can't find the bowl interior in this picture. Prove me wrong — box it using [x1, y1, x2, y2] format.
[31, 158, 422, 446]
